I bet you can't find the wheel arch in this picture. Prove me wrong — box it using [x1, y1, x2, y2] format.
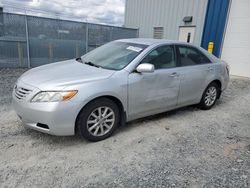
[75, 95, 126, 134]
[208, 79, 222, 99]
[211, 79, 222, 90]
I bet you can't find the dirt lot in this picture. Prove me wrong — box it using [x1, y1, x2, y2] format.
[0, 68, 249, 188]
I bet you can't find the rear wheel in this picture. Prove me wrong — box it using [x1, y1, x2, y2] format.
[198, 82, 219, 110]
[76, 98, 120, 141]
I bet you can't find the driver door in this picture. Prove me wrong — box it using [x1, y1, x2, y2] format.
[128, 45, 181, 120]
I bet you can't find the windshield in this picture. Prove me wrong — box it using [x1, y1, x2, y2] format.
[81, 42, 148, 70]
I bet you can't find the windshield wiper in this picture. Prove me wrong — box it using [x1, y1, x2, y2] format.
[76, 57, 83, 63]
[84, 61, 100, 68]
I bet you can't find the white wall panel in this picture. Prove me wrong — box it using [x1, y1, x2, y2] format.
[124, 0, 208, 45]
[221, 0, 250, 77]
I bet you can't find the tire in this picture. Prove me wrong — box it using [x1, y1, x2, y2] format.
[198, 82, 219, 110]
[76, 98, 120, 142]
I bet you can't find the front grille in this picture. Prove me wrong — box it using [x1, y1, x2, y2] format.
[14, 86, 32, 100]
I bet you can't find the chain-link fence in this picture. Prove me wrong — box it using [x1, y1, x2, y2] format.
[0, 13, 138, 68]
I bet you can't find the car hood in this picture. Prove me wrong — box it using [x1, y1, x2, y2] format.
[19, 59, 115, 90]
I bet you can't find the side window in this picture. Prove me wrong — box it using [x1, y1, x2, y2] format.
[177, 46, 211, 66]
[141, 45, 176, 69]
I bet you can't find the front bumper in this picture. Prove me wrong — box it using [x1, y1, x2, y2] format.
[12, 81, 80, 136]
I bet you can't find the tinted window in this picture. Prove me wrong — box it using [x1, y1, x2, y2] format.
[141, 45, 176, 69]
[177, 46, 211, 66]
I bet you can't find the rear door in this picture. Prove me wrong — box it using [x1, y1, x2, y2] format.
[175, 45, 214, 105]
[128, 45, 181, 120]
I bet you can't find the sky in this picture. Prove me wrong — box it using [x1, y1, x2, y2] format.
[1, 0, 126, 26]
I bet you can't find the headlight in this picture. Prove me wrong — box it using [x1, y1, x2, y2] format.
[31, 90, 77, 102]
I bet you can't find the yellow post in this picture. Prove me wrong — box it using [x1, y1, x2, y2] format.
[208, 42, 214, 54]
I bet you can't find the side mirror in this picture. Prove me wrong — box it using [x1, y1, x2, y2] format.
[136, 63, 155, 73]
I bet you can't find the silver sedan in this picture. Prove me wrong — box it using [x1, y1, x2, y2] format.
[12, 39, 230, 141]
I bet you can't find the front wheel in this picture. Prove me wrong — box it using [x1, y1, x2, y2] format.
[76, 98, 120, 141]
[198, 82, 219, 110]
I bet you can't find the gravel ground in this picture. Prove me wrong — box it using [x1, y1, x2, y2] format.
[0, 68, 249, 188]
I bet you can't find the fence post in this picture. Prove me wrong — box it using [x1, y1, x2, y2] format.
[110, 26, 113, 41]
[85, 21, 88, 53]
[24, 11, 31, 68]
[17, 42, 23, 66]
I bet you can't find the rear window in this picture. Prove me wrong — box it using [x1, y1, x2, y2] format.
[177, 46, 211, 66]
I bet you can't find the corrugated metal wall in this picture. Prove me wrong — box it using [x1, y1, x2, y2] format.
[125, 0, 208, 45]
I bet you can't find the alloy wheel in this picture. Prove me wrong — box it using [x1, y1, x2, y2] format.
[204, 86, 217, 106]
[86, 106, 115, 136]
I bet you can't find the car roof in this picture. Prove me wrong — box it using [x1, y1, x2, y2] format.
[116, 38, 190, 46]
[116, 38, 219, 62]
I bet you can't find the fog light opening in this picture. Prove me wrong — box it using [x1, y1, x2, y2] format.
[36, 123, 49, 130]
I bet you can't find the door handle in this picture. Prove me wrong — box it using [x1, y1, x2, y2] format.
[207, 66, 214, 71]
[170, 72, 179, 77]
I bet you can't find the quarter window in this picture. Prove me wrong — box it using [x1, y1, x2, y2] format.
[141, 45, 176, 69]
[177, 46, 211, 66]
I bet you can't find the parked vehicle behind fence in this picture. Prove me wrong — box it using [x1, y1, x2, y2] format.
[12, 38, 230, 141]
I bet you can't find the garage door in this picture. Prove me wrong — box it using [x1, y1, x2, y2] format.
[221, 0, 250, 77]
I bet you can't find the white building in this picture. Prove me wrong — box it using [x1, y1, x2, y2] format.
[125, 0, 250, 77]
